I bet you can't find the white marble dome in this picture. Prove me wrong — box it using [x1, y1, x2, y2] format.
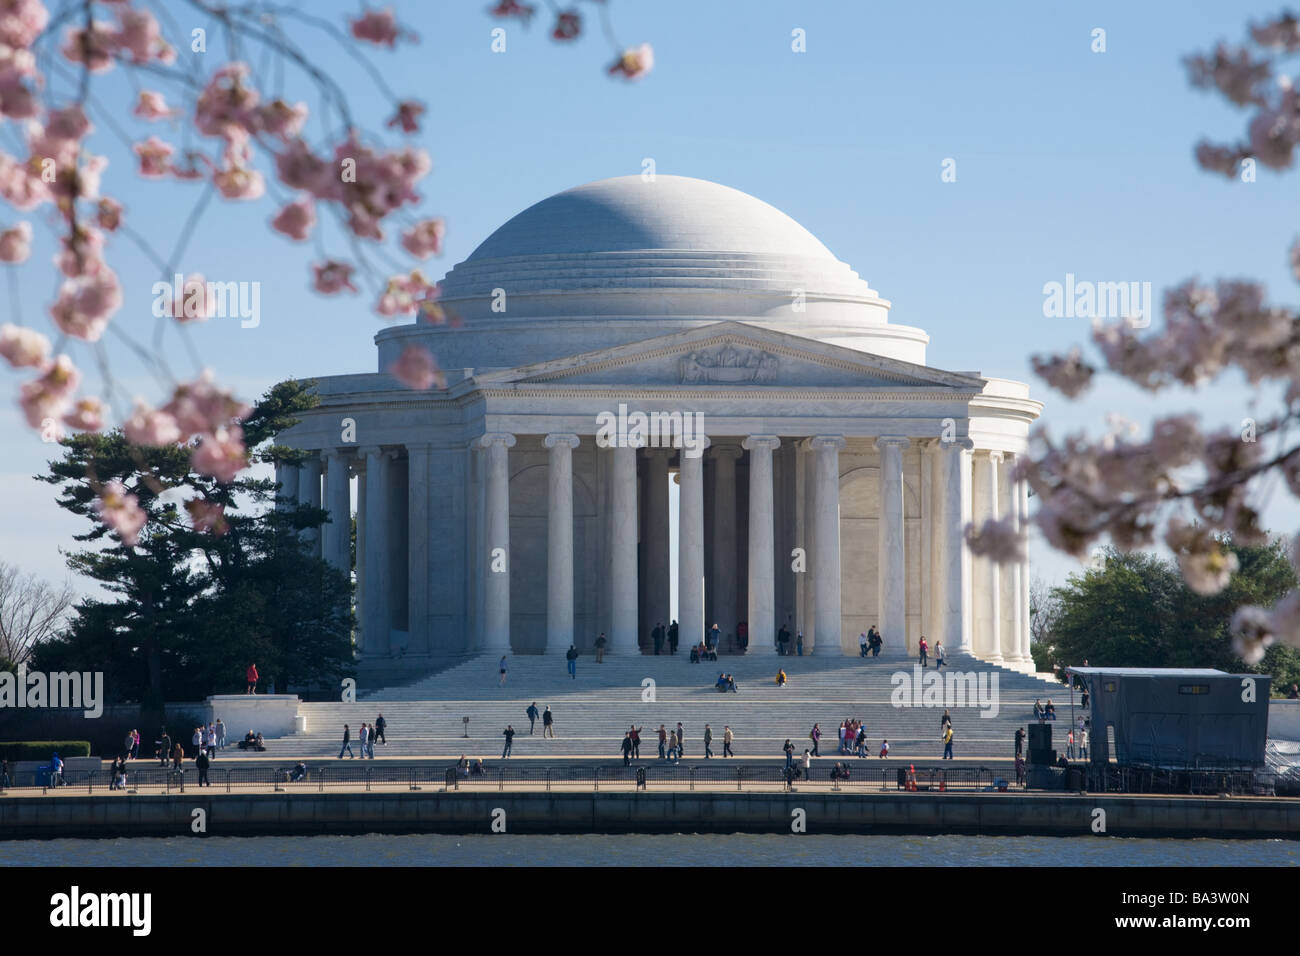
[376, 175, 929, 373]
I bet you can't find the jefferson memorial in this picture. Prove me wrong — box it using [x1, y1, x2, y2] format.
[276, 176, 1042, 672]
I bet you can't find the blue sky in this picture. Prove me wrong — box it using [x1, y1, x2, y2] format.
[0, 0, 1294, 599]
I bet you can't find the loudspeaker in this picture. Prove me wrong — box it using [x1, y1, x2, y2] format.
[1028, 747, 1056, 766]
[1028, 724, 1052, 750]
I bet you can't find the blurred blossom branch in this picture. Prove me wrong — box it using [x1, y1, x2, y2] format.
[968, 10, 1300, 664]
[0, 0, 649, 543]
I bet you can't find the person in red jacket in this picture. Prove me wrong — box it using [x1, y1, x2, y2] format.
[246, 663, 259, 695]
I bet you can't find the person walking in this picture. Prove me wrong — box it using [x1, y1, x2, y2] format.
[918, 636, 929, 668]
[1015, 726, 1025, 757]
[809, 723, 821, 757]
[783, 738, 795, 770]
[1080, 726, 1090, 760]
[501, 724, 515, 759]
[196, 749, 211, 787]
[526, 702, 539, 735]
[630, 725, 642, 759]
[941, 709, 952, 732]
[123, 729, 135, 760]
[215, 719, 225, 751]
[339, 723, 354, 759]
[171, 741, 184, 773]
[543, 706, 555, 738]
[374, 714, 387, 745]
[802, 748, 812, 780]
[246, 662, 258, 694]
[565, 644, 578, 679]
[704, 724, 714, 759]
[859, 632, 868, 657]
[206, 724, 218, 760]
[498, 655, 509, 687]
[668, 730, 680, 763]
[1067, 729, 1075, 760]
[942, 724, 954, 760]
[359, 722, 370, 760]
[657, 724, 668, 760]
[676, 722, 685, 757]
[653, 625, 663, 655]
[192, 726, 203, 755]
[796, 632, 804, 656]
[131, 729, 140, 760]
[595, 632, 606, 663]
[668, 620, 679, 654]
[934, 640, 946, 668]
[621, 732, 633, 766]
[158, 730, 171, 767]
[723, 725, 734, 758]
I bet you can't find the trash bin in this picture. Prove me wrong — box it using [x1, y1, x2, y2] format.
[294, 715, 307, 733]
[1066, 767, 1084, 791]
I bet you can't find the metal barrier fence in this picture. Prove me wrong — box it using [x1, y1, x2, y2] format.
[0, 763, 1029, 795]
[1085, 765, 1273, 796]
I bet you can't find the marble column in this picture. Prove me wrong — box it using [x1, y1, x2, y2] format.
[1001, 456, 1022, 668]
[875, 437, 909, 654]
[322, 450, 352, 575]
[975, 451, 1003, 663]
[920, 442, 933, 644]
[407, 442, 431, 655]
[480, 433, 515, 653]
[743, 436, 780, 653]
[544, 434, 580, 655]
[708, 444, 742, 643]
[810, 436, 845, 653]
[1017, 474, 1032, 668]
[275, 460, 299, 512]
[297, 456, 322, 556]
[361, 447, 393, 657]
[643, 448, 672, 643]
[677, 440, 708, 649]
[609, 444, 639, 654]
[939, 438, 974, 655]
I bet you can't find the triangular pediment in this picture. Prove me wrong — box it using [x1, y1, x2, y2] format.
[473, 322, 984, 391]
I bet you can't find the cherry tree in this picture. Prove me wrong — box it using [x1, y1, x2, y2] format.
[967, 11, 1300, 665]
[0, 0, 650, 544]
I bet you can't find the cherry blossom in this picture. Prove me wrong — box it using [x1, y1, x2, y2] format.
[49, 269, 122, 341]
[964, 515, 1027, 563]
[608, 43, 654, 80]
[133, 90, 173, 120]
[163, 371, 250, 436]
[350, 7, 413, 47]
[0, 219, 30, 262]
[191, 425, 248, 483]
[95, 197, 122, 232]
[271, 199, 315, 241]
[489, 1, 535, 23]
[312, 260, 359, 295]
[94, 480, 146, 546]
[185, 498, 228, 536]
[123, 399, 181, 447]
[61, 21, 117, 74]
[386, 100, 424, 133]
[552, 10, 580, 41]
[0, 0, 50, 50]
[387, 344, 443, 390]
[401, 218, 445, 259]
[134, 136, 174, 178]
[0, 322, 47, 368]
[62, 396, 106, 432]
[18, 354, 79, 428]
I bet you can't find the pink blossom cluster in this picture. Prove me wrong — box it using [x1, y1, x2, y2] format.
[94, 479, 146, 547]
[350, 7, 416, 47]
[376, 269, 442, 321]
[387, 344, 443, 390]
[609, 44, 654, 81]
[123, 372, 251, 484]
[60, 5, 174, 74]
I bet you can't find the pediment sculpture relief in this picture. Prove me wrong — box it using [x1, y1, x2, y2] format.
[679, 344, 779, 384]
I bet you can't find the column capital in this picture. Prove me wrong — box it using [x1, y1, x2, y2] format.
[808, 435, 847, 452]
[322, 447, 354, 463]
[742, 435, 781, 452]
[938, 437, 975, 453]
[986, 449, 1005, 464]
[640, 445, 675, 460]
[477, 432, 517, 451]
[708, 442, 743, 461]
[543, 433, 580, 450]
[874, 436, 911, 452]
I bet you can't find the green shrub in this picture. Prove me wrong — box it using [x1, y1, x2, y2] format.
[0, 741, 92, 761]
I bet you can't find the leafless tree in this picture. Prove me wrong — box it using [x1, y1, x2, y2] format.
[1029, 575, 1061, 650]
[0, 561, 74, 668]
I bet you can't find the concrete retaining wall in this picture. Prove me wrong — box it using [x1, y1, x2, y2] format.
[1269, 699, 1300, 740]
[205, 696, 300, 739]
[2, 791, 1296, 840]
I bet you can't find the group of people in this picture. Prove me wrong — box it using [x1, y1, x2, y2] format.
[338, 716, 387, 758]
[918, 636, 946, 668]
[714, 672, 738, 692]
[859, 627, 884, 657]
[775, 623, 803, 656]
[1032, 699, 1058, 721]
[690, 641, 719, 663]
[650, 621, 679, 655]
